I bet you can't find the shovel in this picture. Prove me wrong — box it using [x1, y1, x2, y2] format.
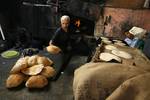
[0, 24, 5, 40]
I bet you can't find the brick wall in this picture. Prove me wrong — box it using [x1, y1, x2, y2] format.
[95, 7, 150, 39]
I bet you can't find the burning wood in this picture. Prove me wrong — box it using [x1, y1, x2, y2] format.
[75, 19, 80, 28]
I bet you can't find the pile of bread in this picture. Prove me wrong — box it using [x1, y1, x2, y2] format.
[99, 45, 132, 63]
[100, 37, 126, 46]
[6, 55, 56, 89]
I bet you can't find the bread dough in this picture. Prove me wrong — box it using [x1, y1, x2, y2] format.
[112, 50, 132, 59]
[105, 45, 118, 51]
[99, 52, 121, 62]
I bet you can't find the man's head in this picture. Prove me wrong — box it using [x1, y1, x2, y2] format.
[60, 15, 70, 31]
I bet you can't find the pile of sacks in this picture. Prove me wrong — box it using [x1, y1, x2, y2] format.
[6, 55, 56, 89]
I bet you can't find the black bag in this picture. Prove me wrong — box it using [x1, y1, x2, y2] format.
[0, 40, 13, 53]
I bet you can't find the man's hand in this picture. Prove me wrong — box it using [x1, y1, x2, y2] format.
[49, 40, 53, 46]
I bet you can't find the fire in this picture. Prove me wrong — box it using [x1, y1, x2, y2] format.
[75, 19, 80, 28]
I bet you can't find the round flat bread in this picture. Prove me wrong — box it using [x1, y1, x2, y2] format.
[112, 50, 132, 59]
[113, 40, 122, 43]
[102, 39, 112, 44]
[21, 64, 44, 75]
[99, 52, 121, 62]
[105, 45, 118, 51]
[101, 37, 109, 40]
[114, 42, 126, 46]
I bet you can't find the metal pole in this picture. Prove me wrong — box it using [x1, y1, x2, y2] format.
[0, 24, 5, 40]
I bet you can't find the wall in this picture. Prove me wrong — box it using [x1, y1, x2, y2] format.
[67, 0, 102, 21]
[105, 0, 145, 9]
[95, 7, 150, 39]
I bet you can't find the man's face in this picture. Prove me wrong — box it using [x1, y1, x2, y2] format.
[61, 19, 70, 30]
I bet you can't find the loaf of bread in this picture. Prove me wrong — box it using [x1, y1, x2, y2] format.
[25, 75, 48, 88]
[6, 73, 25, 88]
[37, 56, 53, 66]
[46, 45, 61, 54]
[10, 57, 28, 74]
[27, 55, 39, 66]
[40, 66, 56, 78]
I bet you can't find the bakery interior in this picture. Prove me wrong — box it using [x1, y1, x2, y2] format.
[0, 0, 150, 100]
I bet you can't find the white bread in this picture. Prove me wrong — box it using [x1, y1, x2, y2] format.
[99, 52, 121, 62]
[112, 50, 132, 59]
[114, 42, 126, 46]
[105, 45, 118, 51]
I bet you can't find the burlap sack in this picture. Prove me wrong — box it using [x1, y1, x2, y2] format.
[106, 73, 150, 100]
[73, 62, 147, 100]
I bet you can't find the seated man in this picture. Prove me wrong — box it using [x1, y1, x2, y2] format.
[48, 15, 74, 80]
[49, 15, 73, 53]
[48, 15, 91, 80]
[124, 27, 147, 51]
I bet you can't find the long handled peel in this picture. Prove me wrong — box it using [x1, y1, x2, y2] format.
[0, 24, 5, 40]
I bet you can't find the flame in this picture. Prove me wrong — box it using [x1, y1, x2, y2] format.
[75, 19, 80, 28]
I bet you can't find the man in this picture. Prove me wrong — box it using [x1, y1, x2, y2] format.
[48, 15, 73, 80]
[124, 27, 147, 50]
[49, 15, 91, 80]
[49, 15, 73, 53]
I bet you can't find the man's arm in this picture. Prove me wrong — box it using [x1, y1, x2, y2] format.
[49, 28, 60, 45]
[49, 34, 57, 45]
[49, 40, 53, 45]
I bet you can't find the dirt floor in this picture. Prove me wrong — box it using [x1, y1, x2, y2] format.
[0, 50, 88, 100]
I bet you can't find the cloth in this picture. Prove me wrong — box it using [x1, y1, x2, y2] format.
[143, 32, 150, 59]
[73, 63, 147, 100]
[124, 37, 139, 47]
[144, 0, 150, 8]
[124, 37, 145, 50]
[106, 73, 150, 100]
[73, 45, 150, 100]
[53, 51, 72, 80]
[135, 39, 145, 50]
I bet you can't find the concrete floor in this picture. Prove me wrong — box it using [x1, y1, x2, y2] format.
[0, 51, 88, 100]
